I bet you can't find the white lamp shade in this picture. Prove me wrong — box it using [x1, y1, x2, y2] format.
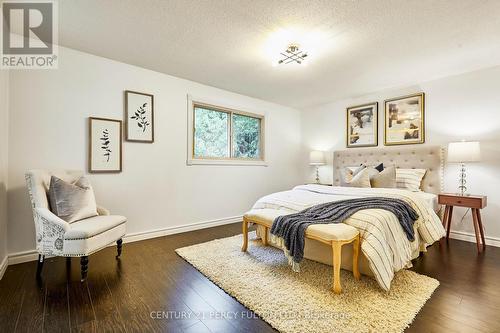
[447, 141, 481, 163]
[309, 151, 326, 165]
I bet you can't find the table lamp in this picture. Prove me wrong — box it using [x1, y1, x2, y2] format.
[309, 151, 326, 184]
[447, 141, 481, 196]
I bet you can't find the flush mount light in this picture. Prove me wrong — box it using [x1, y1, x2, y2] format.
[278, 44, 308, 65]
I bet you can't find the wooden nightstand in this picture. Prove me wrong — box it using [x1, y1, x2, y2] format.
[438, 193, 488, 252]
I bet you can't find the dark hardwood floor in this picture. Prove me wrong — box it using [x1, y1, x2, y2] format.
[1, 223, 499, 333]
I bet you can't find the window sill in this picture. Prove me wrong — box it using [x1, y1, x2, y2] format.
[187, 158, 268, 166]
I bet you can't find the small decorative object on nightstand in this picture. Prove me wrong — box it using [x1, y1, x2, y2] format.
[309, 151, 326, 184]
[447, 141, 481, 195]
[438, 193, 487, 253]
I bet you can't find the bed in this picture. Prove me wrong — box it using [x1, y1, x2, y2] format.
[246, 145, 446, 291]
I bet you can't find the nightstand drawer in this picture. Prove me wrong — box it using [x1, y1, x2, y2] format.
[438, 194, 487, 209]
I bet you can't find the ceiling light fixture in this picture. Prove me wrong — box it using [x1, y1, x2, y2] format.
[278, 44, 308, 65]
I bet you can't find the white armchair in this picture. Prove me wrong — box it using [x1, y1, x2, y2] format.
[25, 170, 127, 281]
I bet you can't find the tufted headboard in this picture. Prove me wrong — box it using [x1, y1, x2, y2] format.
[332, 145, 444, 194]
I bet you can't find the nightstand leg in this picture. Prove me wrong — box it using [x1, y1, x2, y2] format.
[442, 205, 449, 228]
[474, 209, 486, 251]
[446, 206, 454, 239]
[472, 208, 482, 253]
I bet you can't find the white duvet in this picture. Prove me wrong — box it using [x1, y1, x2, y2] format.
[251, 185, 446, 290]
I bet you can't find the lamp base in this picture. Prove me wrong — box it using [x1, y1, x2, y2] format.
[458, 163, 467, 196]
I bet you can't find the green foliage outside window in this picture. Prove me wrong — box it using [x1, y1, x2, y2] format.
[193, 105, 262, 160]
[232, 114, 260, 158]
[194, 107, 229, 158]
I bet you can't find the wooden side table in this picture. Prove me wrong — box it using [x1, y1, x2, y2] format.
[438, 193, 488, 252]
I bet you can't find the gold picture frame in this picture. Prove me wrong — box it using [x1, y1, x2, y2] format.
[346, 102, 378, 148]
[384, 93, 425, 146]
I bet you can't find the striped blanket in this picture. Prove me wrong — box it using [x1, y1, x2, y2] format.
[252, 185, 446, 290]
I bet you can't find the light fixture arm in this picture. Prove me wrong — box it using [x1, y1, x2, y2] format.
[278, 44, 308, 65]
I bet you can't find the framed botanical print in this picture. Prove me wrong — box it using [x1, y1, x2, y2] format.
[125, 90, 154, 143]
[346, 102, 378, 148]
[384, 93, 425, 145]
[89, 117, 122, 173]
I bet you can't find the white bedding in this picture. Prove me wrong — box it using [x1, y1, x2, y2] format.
[251, 184, 446, 290]
[413, 191, 439, 212]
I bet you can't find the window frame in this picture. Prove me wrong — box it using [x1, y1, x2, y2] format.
[187, 95, 267, 166]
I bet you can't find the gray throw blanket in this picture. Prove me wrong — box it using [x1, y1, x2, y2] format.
[270, 197, 419, 266]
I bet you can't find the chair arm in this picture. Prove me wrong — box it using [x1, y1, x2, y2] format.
[97, 205, 110, 216]
[33, 208, 70, 256]
[34, 207, 70, 232]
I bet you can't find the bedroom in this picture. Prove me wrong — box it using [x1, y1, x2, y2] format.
[0, 0, 499, 332]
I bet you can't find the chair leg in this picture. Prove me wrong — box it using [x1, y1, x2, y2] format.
[116, 238, 123, 258]
[80, 256, 89, 282]
[36, 254, 45, 279]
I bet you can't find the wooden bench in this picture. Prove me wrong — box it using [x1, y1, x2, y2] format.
[241, 209, 361, 294]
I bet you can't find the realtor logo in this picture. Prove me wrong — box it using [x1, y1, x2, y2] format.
[1, 0, 58, 69]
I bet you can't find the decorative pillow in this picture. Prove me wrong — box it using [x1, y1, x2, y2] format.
[396, 168, 427, 191]
[48, 176, 98, 223]
[345, 165, 365, 175]
[340, 167, 372, 188]
[347, 163, 383, 173]
[374, 163, 384, 172]
[371, 165, 396, 188]
[364, 166, 380, 180]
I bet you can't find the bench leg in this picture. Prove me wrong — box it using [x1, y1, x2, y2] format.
[332, 241, 342, 294]
[352, 235, 361, 280]
[262, 227, 268, 246]
[241, 218, 248, 252]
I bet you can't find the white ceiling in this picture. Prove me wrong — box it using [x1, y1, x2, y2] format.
[56, 0, 500, 109]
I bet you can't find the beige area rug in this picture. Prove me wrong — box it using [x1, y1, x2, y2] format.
[175, 232, 439, 333]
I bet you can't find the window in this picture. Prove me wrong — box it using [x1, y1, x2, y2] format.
[188, 100, 265, 165]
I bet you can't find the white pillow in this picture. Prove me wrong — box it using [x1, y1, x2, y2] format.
[48, 176, 98, 223]
[396, 168, 427, 191]
[340, 167, 372, 188]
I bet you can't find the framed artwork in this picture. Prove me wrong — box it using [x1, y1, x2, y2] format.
[346, 102, 378, 148]
[89, 117, 122, 173]
[125, 90, 154, 143]
[384, 93, 425, 145]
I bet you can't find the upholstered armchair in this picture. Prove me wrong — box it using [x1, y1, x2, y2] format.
[25, 170, 127, 281]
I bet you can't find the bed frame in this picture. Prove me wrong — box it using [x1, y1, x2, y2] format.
[242, 145, 444, 293]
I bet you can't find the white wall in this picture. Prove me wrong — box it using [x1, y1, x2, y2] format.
[0, 68, 8, 270]
[7, 46, 302, 255]
[301, 66, 500, 244]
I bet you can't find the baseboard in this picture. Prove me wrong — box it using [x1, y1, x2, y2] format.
[6, 215, 243, 267]
[449, 230, 500, 248]
[0, 256, 7, 280]
[8, 249, 40, 265]
[123, 215, 242, 244]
